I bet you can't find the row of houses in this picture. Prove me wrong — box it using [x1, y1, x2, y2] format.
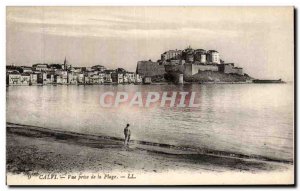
[6, 62, 142, 86]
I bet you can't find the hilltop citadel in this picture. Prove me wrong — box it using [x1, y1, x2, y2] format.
[137, 46, 251, 84]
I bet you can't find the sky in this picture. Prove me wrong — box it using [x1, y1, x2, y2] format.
[6, 7, 294, 80]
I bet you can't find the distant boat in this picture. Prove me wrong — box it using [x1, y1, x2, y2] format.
[253, 79, 284, 83]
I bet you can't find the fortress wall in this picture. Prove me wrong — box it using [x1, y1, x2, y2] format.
[224, 64, 235, 74]
[184, 64, 219, 76]
[136, 61, 166, 77]
[223, 64, 243, 75]
[235, 68, 244, 75]
[164, 64, 185, 73]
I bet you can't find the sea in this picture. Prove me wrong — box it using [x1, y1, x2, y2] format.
[6, 83, 294, 162]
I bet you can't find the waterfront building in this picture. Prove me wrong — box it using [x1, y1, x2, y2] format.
[61, 77, 68, 84]
[67, 72, 77, 84]
[135, 74, 142, 83]
[125, 72, 136, 83]
[20, 74, 31, 85]
[89, 75, 100, 84]
[46, 73, 55, 84]
[37, 72, 47, 85]
[143, 76, 152, 84]
[117, 73, 124, 84]
[111, 72, 123, 84]
[30, 73, 38, 85]
[54, 75, 62, 84]
[123, 73, 129, 83]
[98, 72, 105, 84]
[55, 70, 68, 84]
[77, 73, 84, 84]
[104, 72, 113, 84]
[7, 72, 21, 85]
[67, 72, 72, 84]
[84, 76, 90, 84]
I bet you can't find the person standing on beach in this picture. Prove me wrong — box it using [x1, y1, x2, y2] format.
[124, 124, 131, 146]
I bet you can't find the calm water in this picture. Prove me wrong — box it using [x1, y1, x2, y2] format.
[6, 83, 294, 161]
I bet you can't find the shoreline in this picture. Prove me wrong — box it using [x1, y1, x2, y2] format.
[7, 122, 293, 176]
[6, 81, 287, 87]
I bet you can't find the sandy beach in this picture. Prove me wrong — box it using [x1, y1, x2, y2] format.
[7, 122, 292, 177]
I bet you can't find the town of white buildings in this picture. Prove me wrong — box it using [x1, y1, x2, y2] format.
[6, 57, 143, 86]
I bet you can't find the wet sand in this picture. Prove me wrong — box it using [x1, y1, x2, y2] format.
[6, 123, 292, 176]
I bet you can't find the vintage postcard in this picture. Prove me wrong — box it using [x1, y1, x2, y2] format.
[6, 6, 294, 185]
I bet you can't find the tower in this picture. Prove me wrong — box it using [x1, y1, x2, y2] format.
[64, 57, 67, 70]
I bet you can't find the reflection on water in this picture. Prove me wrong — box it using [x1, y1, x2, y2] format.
[6, 83, 294, 161]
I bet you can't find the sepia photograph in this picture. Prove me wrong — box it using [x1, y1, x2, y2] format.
[5, 6, 294, 185]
